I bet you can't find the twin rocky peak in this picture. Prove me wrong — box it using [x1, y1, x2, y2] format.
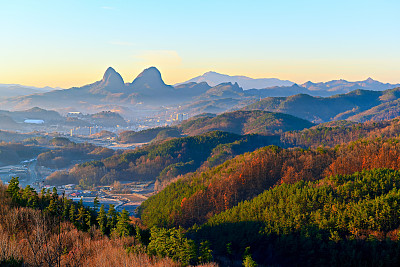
[92, 67, 239, 100]
[98, 66, 171, 95]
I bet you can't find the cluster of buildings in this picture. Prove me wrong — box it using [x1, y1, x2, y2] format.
[55, 184, 100, 198]
[69, 126, 102, 136]
[174, 113, 188, 122]
[141, 113, 188, 128]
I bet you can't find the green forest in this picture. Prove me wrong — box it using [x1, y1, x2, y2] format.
[0, 176, 217, 266]
[199, 168, 400, 266]
[46, 131, 280, 189]
[135, 116, 400, 266]
[6, 114, 400, 265]
[118, 110, 314, 144]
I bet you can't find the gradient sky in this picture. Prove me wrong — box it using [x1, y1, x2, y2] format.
[0, 0, 399, 88]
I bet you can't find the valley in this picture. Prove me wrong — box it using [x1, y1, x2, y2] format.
[2, 1, 400, 266]
[3, 75, 400, 265]
[3, 70, 400, 220]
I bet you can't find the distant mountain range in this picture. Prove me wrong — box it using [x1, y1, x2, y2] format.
[301, 78, 400, 94]
[0, 67, 294, 113]
[0, 84, 56, 98]
[0, 67, 174, 111]
[176, 71, 400, 94]
[243, 88, 400, 123]
[2, 69, 400, 102]
[2, 66, 400, 123]
[175, 71, 294, 89]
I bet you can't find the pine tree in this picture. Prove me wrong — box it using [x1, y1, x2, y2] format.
[243, 255, 257, 267]
[69, 204, 76, 224]
[147, 227, 197, 265]
[6, 177, 21, 204]
[77, 207, 87, 231]
[85, 210, 92, 230]
[62, 200, 70, 220]
[106, 204, 118, 231]
[114, 209, 131, 237]
[78, 197, 83, 208]
[52, 187, 58, 200]
[97, 204, 107, 235]
[22, 185, 37, 207]
[40, 187, 46, 197]
[46, 188, 51, 199]
[93, 197, 100, 212]
[180, 238, 197, 266]
[29, 190, 38, 207]
[22, 185, 33, 199]
[243, 247, 257, 267]
[198, 240, 213, 263]
[46, 199, 58, 216]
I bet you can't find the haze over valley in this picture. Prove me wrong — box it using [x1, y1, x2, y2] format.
[2, 64, 400, 205]
[2, 64, 400, 220]
[1, 1, 400, 266]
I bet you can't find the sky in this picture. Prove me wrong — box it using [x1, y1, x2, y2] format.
[0, 0, 399, 88]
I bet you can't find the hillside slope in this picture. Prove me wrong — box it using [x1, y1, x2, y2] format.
[178, 110, 314, 136]
[46, 131, 281, 188]
[197, 168, 400, 266]
[139, 135, 400, 229]
[243, 88, 400, 123]
[118, 110, 314, 144]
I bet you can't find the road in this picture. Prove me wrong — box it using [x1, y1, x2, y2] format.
[12, 159, 42, 188]
[26, 160, 40, 187]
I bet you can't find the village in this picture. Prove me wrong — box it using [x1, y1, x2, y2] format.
[57, 181, 154, 215]
[0, 159, 154, 216]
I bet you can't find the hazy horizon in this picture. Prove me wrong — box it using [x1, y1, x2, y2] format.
[1, 67, 399, 90]
[0, 0, 399, 88]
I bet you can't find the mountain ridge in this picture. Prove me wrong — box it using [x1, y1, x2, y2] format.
[2, 67, 400, 123]
[243, 87, 400, 123]
[301, 77, 400, 93]
[175, 71, 294, 89]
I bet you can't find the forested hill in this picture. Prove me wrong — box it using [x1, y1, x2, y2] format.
[0, 178, 211, 266]
[243, 87, 400, 123]
[118, 126, 182, 144]
[198, 168, 400, 266]
[118, 110, 314, 144]
[119, 112, 400, 149]
[138, 135, 400, 265]
[46, 131, 281, 188]
[282, 117, 400, 148]
[139, 136, 400, 229]
[177, 110, 314, 136]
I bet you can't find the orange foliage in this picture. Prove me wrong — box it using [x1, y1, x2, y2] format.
[325, 140, 400, 177]
[176, 147, 335, 227]
[0, 185, 180, 267]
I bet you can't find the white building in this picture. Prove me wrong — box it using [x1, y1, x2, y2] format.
[24, 119, 44, 124]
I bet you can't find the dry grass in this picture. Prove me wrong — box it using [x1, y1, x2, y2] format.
[0, 184, 219, 267]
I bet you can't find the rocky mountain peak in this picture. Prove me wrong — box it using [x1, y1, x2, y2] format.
[101, 67, 125, 87]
